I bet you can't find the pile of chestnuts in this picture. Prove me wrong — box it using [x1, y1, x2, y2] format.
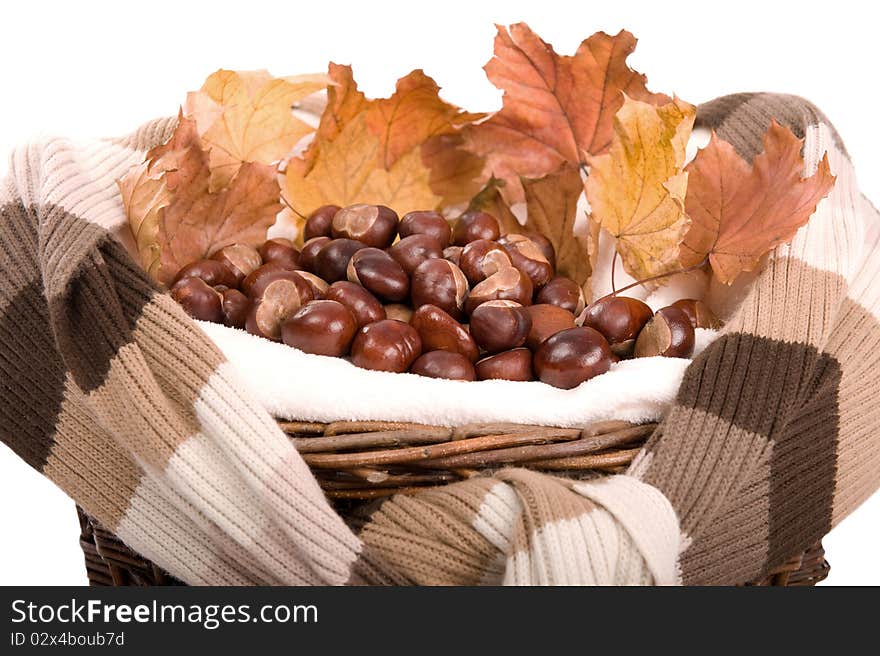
[170, 203, 721, 389]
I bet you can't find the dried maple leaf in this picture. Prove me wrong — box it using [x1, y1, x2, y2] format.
[466, 23, 668, 203]
[521, 165, 592, 287]
[466, 176, 522, 235]
[284, 113, 440, 217]
[422, 132, 486, 210]
[681, 120, 835, 284]
[157, 145, 282, 286]
[185, 69, 326, 188]
[586, 96, 695, 282]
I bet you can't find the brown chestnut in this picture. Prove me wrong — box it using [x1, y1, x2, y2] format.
[299, 236, 331, 273]
[475, 348, 534, 381]
[469, 300, 532, 354]
[384, 303, 413, 323]
[220, 288, 249, 329]
[241, 262, 287, 296]
[173, 259, 238, 289]
[668, 299, 722, 330]
[410, 351, 476, 381]
[259, 238, 300, 270]
[281, 300, 357, 357]
[523, 232, 556, 270]
[452, 211, 501, 246]
[388, 234, 443, 276]
[410, 304, 479, 363]
[465, 267, 533, 315]
[210, 244, 262, 285]
[534, 327, 613, 389]
[295, 271, 329, 298]
[244, 269, 314, 341]
[459, 239, 512, 286]
[634, 306, 695, 359]
[324, 281, 386, 329]
[536, 277, 586, 315]
[398, 210, 452, 246]
[581, 296, 654, 358]
[303, 204, 341, 241]
[443, 246, 462, 266]
[170, 277, 223, 323]
[314, 238, 367, 283]
[521, 304, 576, 350]
[331, 204, 399, 248]
[497, 233, 554, 289]
[346, 248, 409, 302]
[350, 320, 422, 373]
[411, 259, 469, 320]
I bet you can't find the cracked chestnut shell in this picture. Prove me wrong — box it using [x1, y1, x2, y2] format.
[410, 304, 479, 362]
[324, 281, 386, 329]
[469, 300, 531, 354]
[497, 233, 554, 289]
[210, 244, 262, 285]
[347, 247, 410, 302]
[411, 259, 469, 320]
[171, 277, 224, 323]
[581, 296, 654, 358]
[668, 299, 722, 330]
[536, 276, 585, 315]
[388, 234, 443, 276]
[331, 204, 399, 248]
[244, 269, 314, 341]
[398, 210, 451, 246]
[410, 351, 476, 381]
[173, 259, 238, 289]
[464, 267, 532, 315]
[459, 239, 512, 286]
[534, 327, 613, 389]
[475, 348, 534, 382]
[452, 211, 501, 246]
[281, 300, 357, 357]
[259, 238, 300, 270]
[303, 204, 341, 241]
[634, 306, 695, 359]
[351, 320, 422, 373]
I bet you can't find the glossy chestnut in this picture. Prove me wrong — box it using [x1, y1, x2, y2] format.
[324, 281, 386, 329]
[299, 237, 331, 273]
[220, 288, 249, 329]
[410, 351, 476, 381]
[521, 304, 576, 350]
[581, 296, 654, 358]
[281, 300, 357, 357]
[295, 271, 329, 298]
[442, 246, 462, 266]
[303, 204, 341, 241]
[475, 348, 534, 381]
[244, 269, 314, 341]
[331, 204, 398, 248]
[388, 234, 443, 276]
[464, 267, 533, 315]
[350, 320, 422, 373]
[259, 238, 300, 270]
[634, 306, 695, 359]
[410, 259, 469, 320]
[469, 300, 531, 354]
[398, 210, 452, 246]
[533, 327, 613, 389]
[459, 239, 512, 286]
[170, 277, 223, 323]
[452, 211, 501, 246]
[346, 248, 409, 302]
[536, 277, 585, 315]
[314, 238, 367, 283]
[173, 259, 238, 289]
[668, 299, 722, 330]
[497, 233, 554, 289]
[383, 303, 413, 324]
[410, 304, 479, 362]
[210, 244, 262, 285]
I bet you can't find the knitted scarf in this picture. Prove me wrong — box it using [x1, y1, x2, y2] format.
[1, 93, 878, 585]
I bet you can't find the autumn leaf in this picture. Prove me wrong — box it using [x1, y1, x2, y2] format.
[284, 112, 440, 217]
[466, 24, 668, 202]
[521, 165, 592, 286]
[586, 96, 695, 282]
[184, 69, 326, 187]
[466, 176, 522, 235]
[681, 120, 835, 284]
[158, 148, 282, 286]
[422, 132, 486, 209]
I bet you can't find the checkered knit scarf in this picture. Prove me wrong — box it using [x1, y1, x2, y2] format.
[2, 93, 878, 585]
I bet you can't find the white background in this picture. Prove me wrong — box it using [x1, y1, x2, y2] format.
[1, 0, 877, 585]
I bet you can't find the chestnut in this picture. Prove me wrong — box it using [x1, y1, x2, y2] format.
[410, 351, 476, 381]
[459, 239, 512, 286]
[331, 204, 398, 248]
[523, 232, 556, 270]
[443, 246, 462, 266]
[295, 271, 329, 298]
[534, 327, 613, 389]
[350, 320, 422, 373]
[259, 238, 300, 270]
[170, 277, 223, 323]
[242, 263, 297, 297]
[410, 304, 479, 362]
[210, 244, 262, 285]
[384, 303, 413, 324]
[346, 247, 409, 302]
[536, 277, 585, 315]
[452, 210, 501, 246]
[314, 238, 367, 283]
[581, 296, 654, 358]
[464, 267, 533, 315]
[398, 210, 452, 246]
[469, 300, 531, 354]
[497, 233, 554, 289]
[668, 299, 722, 330]
[281, 300, 357, 357]
[521, 304, 576, 350]
[299, 236, 331, 273]
[388, 234, 443, 276]
[173, 259, 238, 289]
[220, 288, 249, 329]
[475, 348, 534, 382]
[303, 204, 341, 241]
[244, 269, 314, 341]
[634, 306, 695, 359]
[324, 281, 386, 329]
[411, 259, 469, 320]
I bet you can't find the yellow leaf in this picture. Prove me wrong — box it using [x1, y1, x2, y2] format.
[585, 96, 695, 281]
[285, 113, 440, 217]
[118, 161, 170, 280]
[185, 69, 326, 188]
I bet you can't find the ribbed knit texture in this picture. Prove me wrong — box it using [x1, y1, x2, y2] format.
[1, 93, 877, 585]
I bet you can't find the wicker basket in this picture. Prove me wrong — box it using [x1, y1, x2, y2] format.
[75, 417, 830, 586]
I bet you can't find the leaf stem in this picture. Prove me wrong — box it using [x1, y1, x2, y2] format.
[611, 250, 619, 294]
[279, 193, 306, 219]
